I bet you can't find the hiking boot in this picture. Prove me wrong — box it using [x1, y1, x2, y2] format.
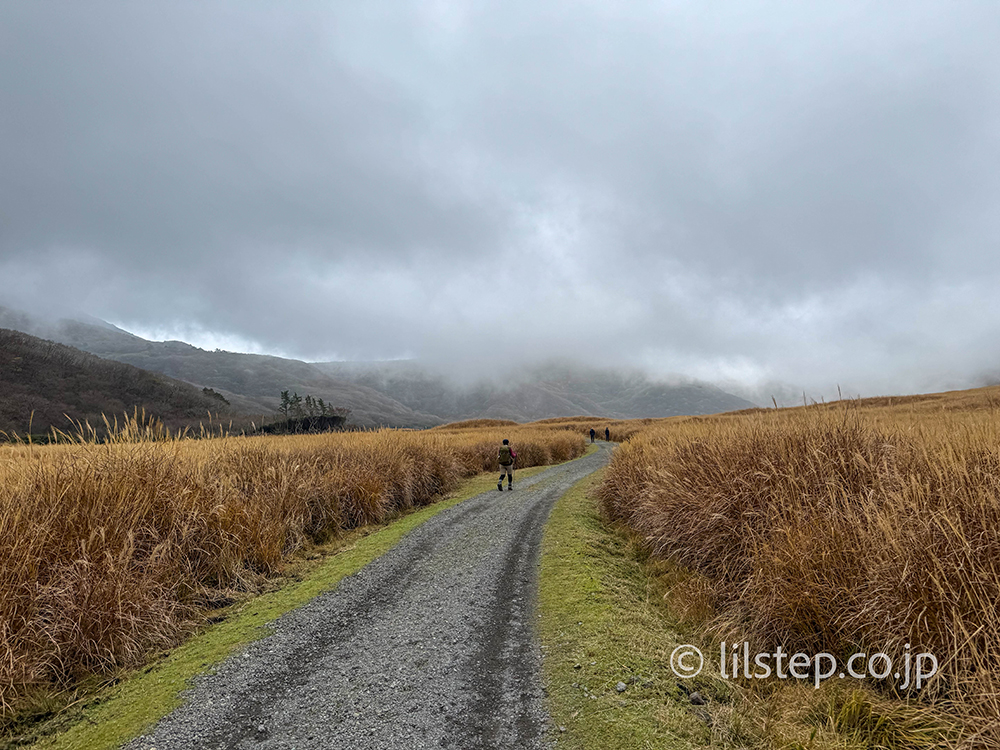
[507, 483, 513, 491]
[497, 482, 504, 491]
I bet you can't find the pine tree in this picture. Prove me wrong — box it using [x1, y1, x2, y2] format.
[317, 398, 327, 415]
[279, 390, 291, 418]
[290, 392, 304, 418]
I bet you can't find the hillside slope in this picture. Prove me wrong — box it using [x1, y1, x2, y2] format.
[0, 328, 238, 437]
[315, 361, 756, 420]
[0, 307, 441, 428]
[1, 306, 754, 425]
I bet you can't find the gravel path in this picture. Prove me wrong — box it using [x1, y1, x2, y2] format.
[127, 443, 612, 750]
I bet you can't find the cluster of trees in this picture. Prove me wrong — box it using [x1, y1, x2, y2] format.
[265, 391, 351, 435]
[279, 390, 335, 418]
[278, 391, 350, 420]
[202, 387, 229, 405]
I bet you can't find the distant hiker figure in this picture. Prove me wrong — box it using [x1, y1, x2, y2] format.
[590, 428, 595, 443]
[497, 439, 516, 491]
[605, 427, 610, 441]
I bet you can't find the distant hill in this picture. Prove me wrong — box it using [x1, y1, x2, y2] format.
[0, 307, 441, 428]
[0, 328, 238, 438]
[0, 306, 755, 426]
[314, 361, 756, 421]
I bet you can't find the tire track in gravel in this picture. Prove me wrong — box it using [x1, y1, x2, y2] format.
[127, 443, 612, 750]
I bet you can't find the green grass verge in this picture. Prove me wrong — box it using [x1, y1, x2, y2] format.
[539, 470, 731, 749]
[16, 459, 565, 750]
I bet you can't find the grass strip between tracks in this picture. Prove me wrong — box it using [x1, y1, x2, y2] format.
[17, 455, 587, 750]
[539, 469, 725, 750]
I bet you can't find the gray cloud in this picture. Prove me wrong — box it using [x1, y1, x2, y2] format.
[2, 1, 999, 399]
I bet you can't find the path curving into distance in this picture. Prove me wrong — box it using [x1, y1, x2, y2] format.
[127, 443, 612, 750]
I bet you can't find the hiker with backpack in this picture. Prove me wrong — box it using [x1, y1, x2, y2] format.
[590, 428, 595, 443]
[605, 426, 610, 441]
[497, 439, 516, 491]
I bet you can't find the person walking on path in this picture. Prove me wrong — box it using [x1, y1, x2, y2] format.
[589, 428, 595, 443]
[605, 426, 610, 441]
[497, 438, 516, 491]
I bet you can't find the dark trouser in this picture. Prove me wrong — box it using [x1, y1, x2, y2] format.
[498, 464, 513, 484]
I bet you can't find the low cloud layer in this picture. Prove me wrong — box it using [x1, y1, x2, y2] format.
[2, 1, 999, 400]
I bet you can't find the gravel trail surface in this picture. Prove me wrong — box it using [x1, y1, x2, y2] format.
[127, 443, 612, 750]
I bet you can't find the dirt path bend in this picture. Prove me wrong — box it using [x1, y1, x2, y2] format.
[127, 443, 612, 750]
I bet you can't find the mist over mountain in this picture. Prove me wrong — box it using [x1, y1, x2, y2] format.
[2, 3, 999, 405]
[316, 360, 755, 422]
[0, 306, 754, 425]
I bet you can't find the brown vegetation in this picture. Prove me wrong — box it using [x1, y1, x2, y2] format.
[430, 418, 519, 430]
[0, 418, 584, 717]
[529, 417, 658, 443]
[599, 389, 1000, 741]
[432, 416, 657, 443]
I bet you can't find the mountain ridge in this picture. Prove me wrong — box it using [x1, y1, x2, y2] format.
[0, 306, 441, 428]
[315, 360, 756, 422]
[0, 328, 240, 438]
[0, 305, 756, 426]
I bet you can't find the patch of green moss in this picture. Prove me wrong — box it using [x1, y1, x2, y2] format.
[538, 471, 720, 749]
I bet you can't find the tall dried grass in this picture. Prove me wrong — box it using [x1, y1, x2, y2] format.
[518, 416, 659, 443]
[429, 418, 519, 430]
[599, 397, 1000, 739]
[0, 419, 584, 716]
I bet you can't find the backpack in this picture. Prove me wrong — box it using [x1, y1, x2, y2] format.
[499, 445, 515, 465]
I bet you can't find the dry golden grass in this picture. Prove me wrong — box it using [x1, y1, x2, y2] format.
[528, 417, 661, 443]
[599, 388, 1000, 743]
[431, 416, 657, 444]
[0, 417, 585, 718]
[431, 416, 668, 450]
[429, 418, 519, 430]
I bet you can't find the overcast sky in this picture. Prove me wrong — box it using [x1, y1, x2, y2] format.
[2, 1, 999, 399]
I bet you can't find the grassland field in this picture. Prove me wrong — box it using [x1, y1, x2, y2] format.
[5, 388, 1000, 748]
[0, 417, 608, 729]
[598, 385, 1000, 747]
